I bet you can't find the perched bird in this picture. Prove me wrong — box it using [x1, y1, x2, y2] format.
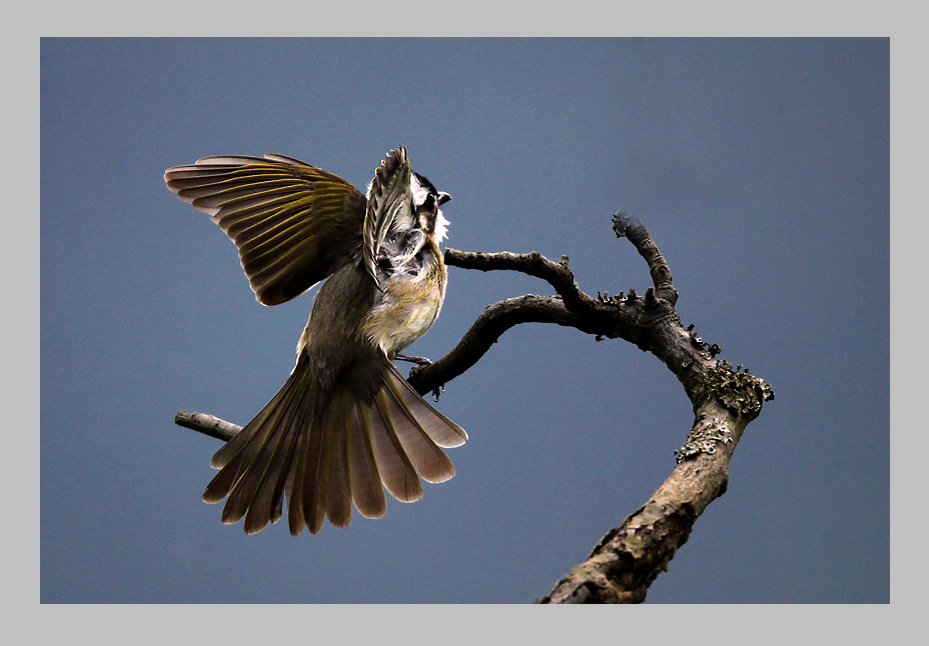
[165, 147, 467, 535]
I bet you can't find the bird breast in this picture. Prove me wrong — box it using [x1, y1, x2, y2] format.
[362, 246, 447, 358]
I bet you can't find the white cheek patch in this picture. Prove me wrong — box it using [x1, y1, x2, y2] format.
[433, 210, 449, 242]
[410, 174, 430, 207]
[410, 172, 450, 242]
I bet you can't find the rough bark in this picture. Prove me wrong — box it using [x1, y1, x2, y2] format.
[174, 213, 774, 603]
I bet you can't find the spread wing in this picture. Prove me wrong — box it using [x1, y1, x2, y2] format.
[362, 147, 425, 291]
[165, 154, 367, 306]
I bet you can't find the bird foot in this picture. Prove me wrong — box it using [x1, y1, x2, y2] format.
[395, 353, 433, 368]
[394, 354, 445, 401]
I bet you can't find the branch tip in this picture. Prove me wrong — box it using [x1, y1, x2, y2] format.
[612, 210, 641, 238]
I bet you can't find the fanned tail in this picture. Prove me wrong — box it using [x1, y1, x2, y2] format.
[202, 355, 467, 535]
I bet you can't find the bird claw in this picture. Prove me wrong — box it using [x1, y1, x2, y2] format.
[395, 353, 433, 368]
[395, 354, 445, 401]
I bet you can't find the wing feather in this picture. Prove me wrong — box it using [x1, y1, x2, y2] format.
[165, 154, 367, 305]
[362, 147, 424, 289]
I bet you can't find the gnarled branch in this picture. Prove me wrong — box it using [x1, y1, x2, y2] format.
[174, 212, 773, 603]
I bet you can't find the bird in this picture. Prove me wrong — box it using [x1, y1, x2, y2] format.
[164, 147, 467, 535]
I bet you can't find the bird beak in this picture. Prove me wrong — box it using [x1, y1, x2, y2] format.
[437, 192, 452, 206]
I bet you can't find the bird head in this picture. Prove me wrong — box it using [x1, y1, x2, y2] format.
[411, 170, 452, 243]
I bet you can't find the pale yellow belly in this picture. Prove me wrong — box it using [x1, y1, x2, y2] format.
[362, 272, 446, 357]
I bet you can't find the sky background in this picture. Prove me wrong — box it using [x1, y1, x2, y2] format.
[40, 37, 889, 604]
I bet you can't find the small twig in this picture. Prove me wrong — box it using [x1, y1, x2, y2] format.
[174, 411, 241, 442]
[445, 249, 585, 307]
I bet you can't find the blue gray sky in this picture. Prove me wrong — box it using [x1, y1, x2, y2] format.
[40, 38, 888, 604]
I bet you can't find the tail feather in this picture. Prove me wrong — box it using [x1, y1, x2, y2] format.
[222, 378, 302, 525]
[286, 419, 309, 535]
[300, 396, 330, 534]
[266, 386, 308, 525]
[364, 397, 423, 503]
[202, 421, 270, 504]
[325, 390, 353, 528]
[376, 386, 455, 484]
[208, 405, 264, 470]
[242, 383, 311, 534]
[384, 364, 468, 449]
[348, 400, 387, 519]
[203, 355, 466, 534]
[202, 363, 307, 505]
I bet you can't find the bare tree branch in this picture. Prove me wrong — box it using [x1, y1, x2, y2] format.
[174, 411, 241, 442]
[174, 212, 774, 603]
